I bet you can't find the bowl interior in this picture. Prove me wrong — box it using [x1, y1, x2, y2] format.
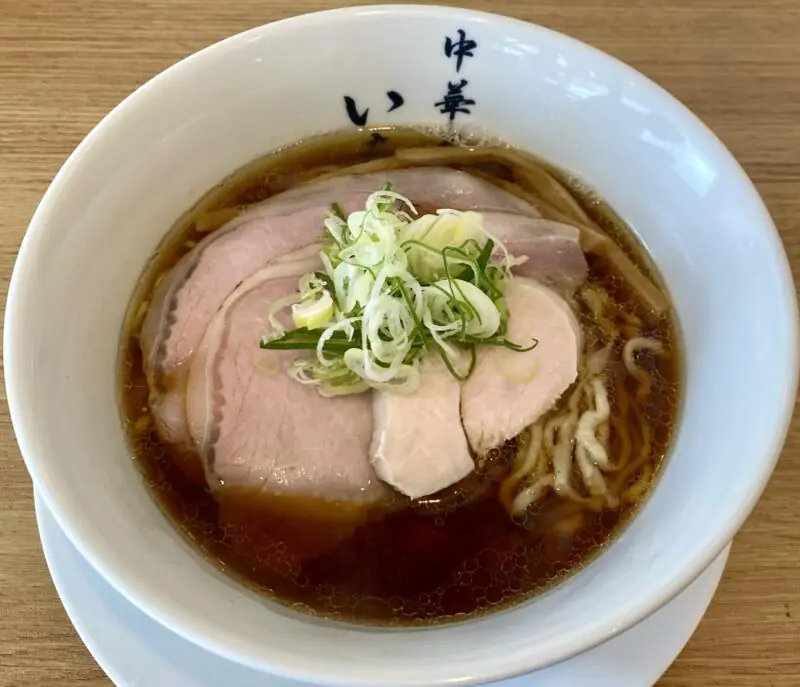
[5, 5, 797, 686]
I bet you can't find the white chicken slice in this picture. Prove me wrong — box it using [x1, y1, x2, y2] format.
[461, 278, 582, 454]
[370, 356, 474, 499]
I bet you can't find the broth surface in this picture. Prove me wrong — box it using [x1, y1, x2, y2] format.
[120, 128, 681, 625]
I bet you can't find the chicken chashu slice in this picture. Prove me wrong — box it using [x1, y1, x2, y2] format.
[462, 277, 582, 454]
[371, 356, 474, 500]
[370, 278, 583, 498]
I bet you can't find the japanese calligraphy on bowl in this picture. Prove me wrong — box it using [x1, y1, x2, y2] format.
[343, 28, 478, 127]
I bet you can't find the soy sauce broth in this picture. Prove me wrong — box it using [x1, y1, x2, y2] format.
[119, 127, 681, 625]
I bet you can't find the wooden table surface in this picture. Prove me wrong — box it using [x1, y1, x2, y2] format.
[1, 1, 799, 685]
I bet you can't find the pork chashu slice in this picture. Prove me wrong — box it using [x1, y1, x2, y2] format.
[186, 268, 388, 506]
[142, 168, 542, 446]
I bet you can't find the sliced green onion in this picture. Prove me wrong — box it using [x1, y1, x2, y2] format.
[258, 185, 532, 395]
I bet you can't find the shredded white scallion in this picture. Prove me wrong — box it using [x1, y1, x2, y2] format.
[259, 184, 525, 396]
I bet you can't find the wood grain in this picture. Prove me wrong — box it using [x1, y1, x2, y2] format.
[0, 1, 798, 685]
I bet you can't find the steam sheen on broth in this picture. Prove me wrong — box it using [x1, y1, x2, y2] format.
[120, 128, 681, 625]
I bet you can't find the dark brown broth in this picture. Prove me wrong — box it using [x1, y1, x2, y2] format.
[119, 128, 681, 626]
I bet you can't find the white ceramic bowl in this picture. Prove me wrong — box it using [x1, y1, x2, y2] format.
[5, 5, 798, 686]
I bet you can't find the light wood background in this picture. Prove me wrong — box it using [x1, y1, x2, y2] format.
[0, 1, 798, 685]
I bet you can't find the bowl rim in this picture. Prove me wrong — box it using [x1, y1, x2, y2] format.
[5, 4, 799, 685]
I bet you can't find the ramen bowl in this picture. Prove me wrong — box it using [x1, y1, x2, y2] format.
[5, 5, 797, 685]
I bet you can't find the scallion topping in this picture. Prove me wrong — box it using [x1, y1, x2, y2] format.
[260, 184, 536, 396]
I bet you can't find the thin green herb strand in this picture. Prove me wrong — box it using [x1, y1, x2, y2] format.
[331, 203, 346, 221]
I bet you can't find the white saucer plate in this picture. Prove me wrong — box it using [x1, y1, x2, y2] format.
[35, 491, 729, 687]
